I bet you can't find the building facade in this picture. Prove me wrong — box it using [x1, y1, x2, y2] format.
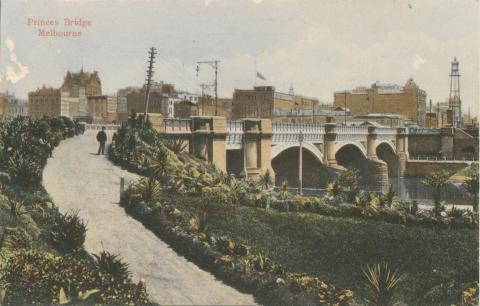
[61, 69, 102, 97]
[232, 86, 319, 120]
[28, 86, 61, 118]
[333, 79, 427, 126]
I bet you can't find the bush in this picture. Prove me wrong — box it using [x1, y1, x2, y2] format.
[0, 250, 149, 305]
[48, 210, 86, 253]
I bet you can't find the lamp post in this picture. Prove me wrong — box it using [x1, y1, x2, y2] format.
[298, 131, 304, 195]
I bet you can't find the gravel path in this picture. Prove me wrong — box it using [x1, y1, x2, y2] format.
[43, 131, 257, 305]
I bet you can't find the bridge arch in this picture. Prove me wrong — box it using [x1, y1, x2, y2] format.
[376, 141, 398, 177]
[271, 143, 330, 188]
[271, 142, 323, 163]
[334, 141, 367, 159]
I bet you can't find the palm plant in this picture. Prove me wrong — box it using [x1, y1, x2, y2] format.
[422, 171, 451, 217]
[326, 180, 341, 198]
[259, 169, 273, 190]
[279, 181, 289, 200]
[381, 185, 397, 208]
[363, 262, 406, 306]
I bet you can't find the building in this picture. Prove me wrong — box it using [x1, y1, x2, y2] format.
[352, 113, 413, 127]
[61, 69, 102, 97]
[174, 100, 198, 118]
[272, 107, 353, 124]
[232, 86, 319, 119]
[334, 79, 427, 126]
[124, 83, 175, 116]
[28, 86, 61, 118]
[117, 86, 140, 122]
[198, 96, 232, 118]
[0, 92, 28, 118]
[86, 95, 118, 123]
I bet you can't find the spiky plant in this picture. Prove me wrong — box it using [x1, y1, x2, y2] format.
[166, 138, 188, 154]
[7, 198, 26, 220]
[49, 210, 86, 253]
[363, 262, 406, 306]
[135, 176, 161, 201]
[93, 251, 131, 282]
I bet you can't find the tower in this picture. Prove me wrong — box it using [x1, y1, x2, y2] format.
[448, 57, 462, 127]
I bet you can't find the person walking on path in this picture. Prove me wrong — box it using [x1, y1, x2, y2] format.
[96, 127, 107, 155]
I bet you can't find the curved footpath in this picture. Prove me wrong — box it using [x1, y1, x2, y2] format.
[43, 131, 257, 305]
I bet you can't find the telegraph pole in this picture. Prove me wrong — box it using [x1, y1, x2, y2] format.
[144, 47, 157, 120]
[298, 131, 304, 195]
[197, 60, 220, 116]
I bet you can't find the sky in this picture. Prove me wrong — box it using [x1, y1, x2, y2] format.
[1, 0, 479, 114]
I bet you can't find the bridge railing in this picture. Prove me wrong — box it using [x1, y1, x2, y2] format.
[272, 122, 324, 144]
[408, 127, 440, 135]
[226, 120, 243, 149]
[409, 155, 479, 161]
[376, 127, 398, 141]
[84, 123, 120, 130]
[335, 125, 369, 141]
[164, 118, 192, 134]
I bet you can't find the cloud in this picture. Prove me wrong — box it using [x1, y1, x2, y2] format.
[4, 39, 29, 84]
[413, 55, 426, 70]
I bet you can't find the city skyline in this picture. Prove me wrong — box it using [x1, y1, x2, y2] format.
[1, 0, 478, 115]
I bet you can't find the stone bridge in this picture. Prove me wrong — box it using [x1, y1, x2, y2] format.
[155, 116, 478, 189]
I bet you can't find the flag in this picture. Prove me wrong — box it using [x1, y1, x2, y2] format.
[256, 71, 266, 81]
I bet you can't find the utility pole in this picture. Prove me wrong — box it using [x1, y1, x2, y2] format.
[298, 131, 304, 195]
[144, 47, 157, 120]
[199, 83, 212, 116]
[196, 60, 220, 116]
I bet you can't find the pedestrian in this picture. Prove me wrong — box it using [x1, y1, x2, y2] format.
[96, 127, 107, 155]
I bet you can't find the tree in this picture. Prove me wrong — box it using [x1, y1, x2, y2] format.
[463, 173, 479, 213]
[422, 171, 451, 217]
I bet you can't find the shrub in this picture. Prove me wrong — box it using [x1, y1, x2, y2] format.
[338, 204, 363, 217]
[0, 250, 148, 305]
[48, 210, 86, 253]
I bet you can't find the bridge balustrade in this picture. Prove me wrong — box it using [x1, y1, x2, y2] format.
[164, 118, 192, 134]
[272, 122, 324, 144]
